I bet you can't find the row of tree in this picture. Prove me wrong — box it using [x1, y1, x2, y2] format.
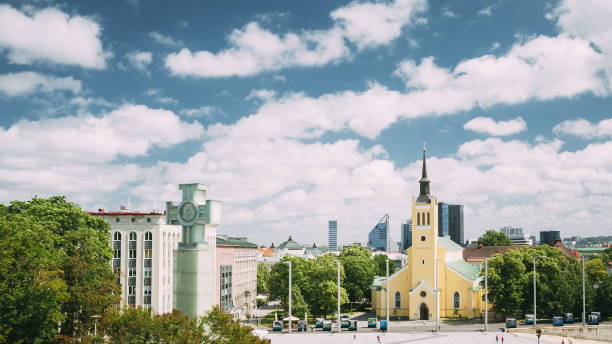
[483, 244, 612, 319]
[0, 197, 266, 343]
[259, 245, 396, 318]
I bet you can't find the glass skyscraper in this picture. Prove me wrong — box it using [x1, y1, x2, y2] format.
[437, 202, 464, 246]
[401, 219, 412, 250]
[367, 214, 398, 251]
[328, 220, 338, 251]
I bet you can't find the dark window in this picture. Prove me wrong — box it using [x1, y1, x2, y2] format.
[421, 236, 426, 241]
[454, 292, 460, 309]
[420, 291, 427, 297]
[394, 291, 401, 308]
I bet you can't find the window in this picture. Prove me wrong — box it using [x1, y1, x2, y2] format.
[421, 236, 426, 242]
[115, 217, 120, 223]
[112, 232, 122, 282]
[420, 291, 427, 298]
[422, 260, 425, 265]
[427, 213, 430, 225]
[143, 231, 153, 305]
[146, 217, 151, 223]
[453, 292, 460, 309]
[114, 232, 121, 241]
[131, 217, 136, 223]
[394, 291, 401, 308]
[417, 213, 421, 225]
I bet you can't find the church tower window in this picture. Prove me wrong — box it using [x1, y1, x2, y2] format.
[427, 213, 430, 225]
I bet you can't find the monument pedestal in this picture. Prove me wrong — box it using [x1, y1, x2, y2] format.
[173, 238, 216, 316]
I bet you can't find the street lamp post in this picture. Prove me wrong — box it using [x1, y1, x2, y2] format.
[386, 259, 390, 326]
[533, 256, 545, 327]
[337, 260, 341, 333]
[285, 260, 292, 334]
[435, 257, 439, 333]
[582, 256, 586, 326]
[484, 258, 489, 332]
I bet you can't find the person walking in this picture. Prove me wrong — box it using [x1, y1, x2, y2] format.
[377, 334, 381, 343]
[501, 337, 504, 344]
[496, 335, 499, 343]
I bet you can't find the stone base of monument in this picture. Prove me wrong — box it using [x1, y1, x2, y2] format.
[174, 239, 217, 317]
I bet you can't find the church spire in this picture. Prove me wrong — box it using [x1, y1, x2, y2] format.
[417, 142, 431, 203]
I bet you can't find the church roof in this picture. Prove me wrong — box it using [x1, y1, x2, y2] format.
[438, 236, 463, 251]
[446, 260, 481, 281]
[277, 236, 304, 250]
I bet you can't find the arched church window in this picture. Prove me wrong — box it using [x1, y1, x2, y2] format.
[394, 291, 401, 308]
[427, 213, 430, 225]
[453, 291, 460, 309]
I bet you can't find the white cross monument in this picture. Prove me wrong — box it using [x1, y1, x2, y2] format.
[166, 183, 222, 316]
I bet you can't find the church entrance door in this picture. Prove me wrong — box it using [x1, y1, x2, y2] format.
[420, 303, 429, 320]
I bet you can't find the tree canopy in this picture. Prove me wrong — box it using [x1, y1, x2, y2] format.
[0, 196, 118, 343]
[482, 245, 610, 319]
[477, 230, 513, 246]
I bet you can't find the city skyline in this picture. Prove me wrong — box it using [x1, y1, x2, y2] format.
[1, 0, 612, 245]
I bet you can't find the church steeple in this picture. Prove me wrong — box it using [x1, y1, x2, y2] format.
[417, 143, 432, 203]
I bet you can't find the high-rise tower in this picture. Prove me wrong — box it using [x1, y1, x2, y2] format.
[328, 220, 338, 252]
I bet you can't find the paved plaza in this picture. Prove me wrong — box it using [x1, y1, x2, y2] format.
[264, 331, 609, 344]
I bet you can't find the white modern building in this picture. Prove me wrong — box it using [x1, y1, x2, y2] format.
[500, 226, 533, 246]
[90, 209, 181, 314]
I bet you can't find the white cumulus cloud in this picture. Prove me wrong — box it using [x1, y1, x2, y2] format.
[0, 71, 81, 97]
[126, 51, 153, 73]
[0, 104, 203, 167]
[553, 118, 612, 139]
[464, 116, 527, 136]
[0, 5, 107, 68]
[165, 0, 426, 78]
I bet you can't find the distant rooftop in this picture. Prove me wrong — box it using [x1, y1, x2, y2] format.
[217, 235, 258, 248]
[88, 208, 164, 216]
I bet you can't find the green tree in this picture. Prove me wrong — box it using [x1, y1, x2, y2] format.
[314, 281, 349, 317]
[373, 254, 396, 277]
[339, 245, 377, 304]
[257, 263, 271, 294]
[98, 307, 267, 344]
[477, 230, 513, 246]
[0, 197, 119, 341]
[0, 215, 68, 344]
[483, 249, 527, 316]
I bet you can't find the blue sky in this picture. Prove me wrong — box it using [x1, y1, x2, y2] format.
[1, 0, 611, 246]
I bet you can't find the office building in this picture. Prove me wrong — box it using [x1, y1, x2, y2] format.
[367, 214, 399, 251]
[401, 220, 412, 250]
[90, 209, 181, 314]
[328, 220, 338, 252]
[540, 230, 561, 246]
[500, 226, 533, 246]
[216, 236, 258, 318]
[438, 202, 464, 246]
[438, 203, 449, 237]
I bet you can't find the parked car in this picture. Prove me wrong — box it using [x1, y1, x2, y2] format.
[349, 320, 358, 331]
[380, 319, 388, 331]
[272, 320, 283, 331]
[588, 314, 600, 325]
[553, 316, 564, 326]
[297, 320, 308, 331]
[525, 314, 535, 325]
[322, 320, 332, 331]
[367, 318, 377, 328]
[564, 313, 574, 323]
[341, 319, 350, 328]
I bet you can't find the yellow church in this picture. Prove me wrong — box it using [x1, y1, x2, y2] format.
[371, 148, 486, 320]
